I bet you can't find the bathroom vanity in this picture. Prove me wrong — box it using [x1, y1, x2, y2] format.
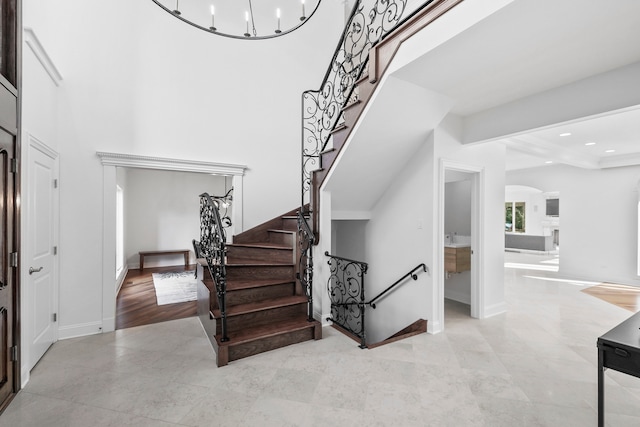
[445, 244, 471, 273]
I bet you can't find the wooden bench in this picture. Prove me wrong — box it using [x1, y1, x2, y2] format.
[139, 249, 190, 271]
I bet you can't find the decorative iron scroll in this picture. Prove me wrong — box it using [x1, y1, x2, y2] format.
[301, 0, 408, 209]
[325, 251, 369, 348]
[199, 192, 229, 342]
[297, 211, 315, 321]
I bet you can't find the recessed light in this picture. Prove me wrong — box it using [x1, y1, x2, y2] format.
[605, 149, 616, 153]
[585, 142, 596, 146]
[559, 132, 571, 137]
[545, 161, 553, 164]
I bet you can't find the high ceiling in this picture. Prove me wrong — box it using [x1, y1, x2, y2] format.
[392, 0, 640, 172]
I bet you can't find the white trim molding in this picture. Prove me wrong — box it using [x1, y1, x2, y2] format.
[28, 134, 59, 159]
[97, 152, 247, 176]
[24, 27, 63, 86]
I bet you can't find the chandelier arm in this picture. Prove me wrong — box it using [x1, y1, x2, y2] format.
[248, 0, 258, 37]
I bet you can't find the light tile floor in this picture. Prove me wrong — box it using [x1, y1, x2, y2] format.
[2, 252, 640, 426]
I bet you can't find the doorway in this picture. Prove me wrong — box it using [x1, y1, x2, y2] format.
[97, 152, 247, 333]
[437, 160, 484, 332]
[444, 170, 473, 315]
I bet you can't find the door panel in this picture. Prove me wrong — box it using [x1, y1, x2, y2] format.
[29, 148, 56, 367]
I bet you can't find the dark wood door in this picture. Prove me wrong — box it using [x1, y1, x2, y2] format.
[0, 0, 19, 412]
[0, 128, 15, 407]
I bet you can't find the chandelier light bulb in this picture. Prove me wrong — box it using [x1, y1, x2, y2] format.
[276, 8, 282, 33]
[210, 5, 216, 31]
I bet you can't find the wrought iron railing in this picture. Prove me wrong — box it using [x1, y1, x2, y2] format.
[368, 263, 428, 308]
[326, 253, 428, 348]
[325, 252, 369, 348]
[301, 0, 409, 211]
[296, 211, 316, 322]
[198, 192, 229, 342]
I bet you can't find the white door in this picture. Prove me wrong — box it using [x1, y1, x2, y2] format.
[28, 141, 59, 368]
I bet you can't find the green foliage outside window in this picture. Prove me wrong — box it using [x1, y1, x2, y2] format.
[505, 202, 525, 232]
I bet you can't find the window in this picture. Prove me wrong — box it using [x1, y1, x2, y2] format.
[505, 202, 525, 233]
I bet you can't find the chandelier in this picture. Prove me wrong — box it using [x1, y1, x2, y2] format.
[152, 0, 322, 40]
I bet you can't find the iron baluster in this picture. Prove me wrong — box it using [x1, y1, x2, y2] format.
[199, 193, 229, 342]
[297, 211, 315, 321]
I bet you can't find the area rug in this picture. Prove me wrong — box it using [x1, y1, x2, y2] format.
[152, 270, 197, 305]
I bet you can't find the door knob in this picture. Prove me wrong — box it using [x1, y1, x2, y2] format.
[29, 266, 44, 275]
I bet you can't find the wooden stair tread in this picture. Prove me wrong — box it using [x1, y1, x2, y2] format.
[341, 99, 361, 111]
[213, 295, 308, 318]
[225, 262, 295, 267]
[228, 242, 291, 250]
[226, 278, 295, 291]
[217, 315, 317, 346]
[267, 229, 296, 234]
[355, 72, 369, 85]
[330, 123, 347, 134]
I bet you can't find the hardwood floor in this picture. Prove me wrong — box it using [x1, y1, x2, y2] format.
[116, 265, 198, 330]
[582, 282, 640, 312]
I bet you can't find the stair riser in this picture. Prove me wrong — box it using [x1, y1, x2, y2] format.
[226, 283, 296, 307]
[321, 150, 338, 170]
[267, 231, 294, 247]
[227, 246, 293, 264]
[228, 327, 316, 362]
[216, 303, 307, 334]
[226, 265, 294, 281]
[281, 217, 298, 232]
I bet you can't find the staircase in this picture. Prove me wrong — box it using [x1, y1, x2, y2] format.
[197, 208, 321, 367]
[303, 0, 462, 235]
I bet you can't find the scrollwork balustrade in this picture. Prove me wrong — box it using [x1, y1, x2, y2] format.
[301, 0, 408, 209]
[199, 192, 229, 342]
[325, 251, 369, 348]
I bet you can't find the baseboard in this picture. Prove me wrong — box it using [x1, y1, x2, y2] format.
[483, 301, 507, 318]
[319, 311, 331, 327]
[444, 289, 471, 305]
[21, 366, 30, 389]
[427, 319, 442, 334]
[58, 321, 103, 340]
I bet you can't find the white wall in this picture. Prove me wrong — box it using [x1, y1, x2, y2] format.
[507, 164, 640, 287]
[505, 185, 547, 236]
[21, 0, 344, 342]
[364, 140, 434, 343]
[332, 220, 368, 261]
[123, 168, 224, 268]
